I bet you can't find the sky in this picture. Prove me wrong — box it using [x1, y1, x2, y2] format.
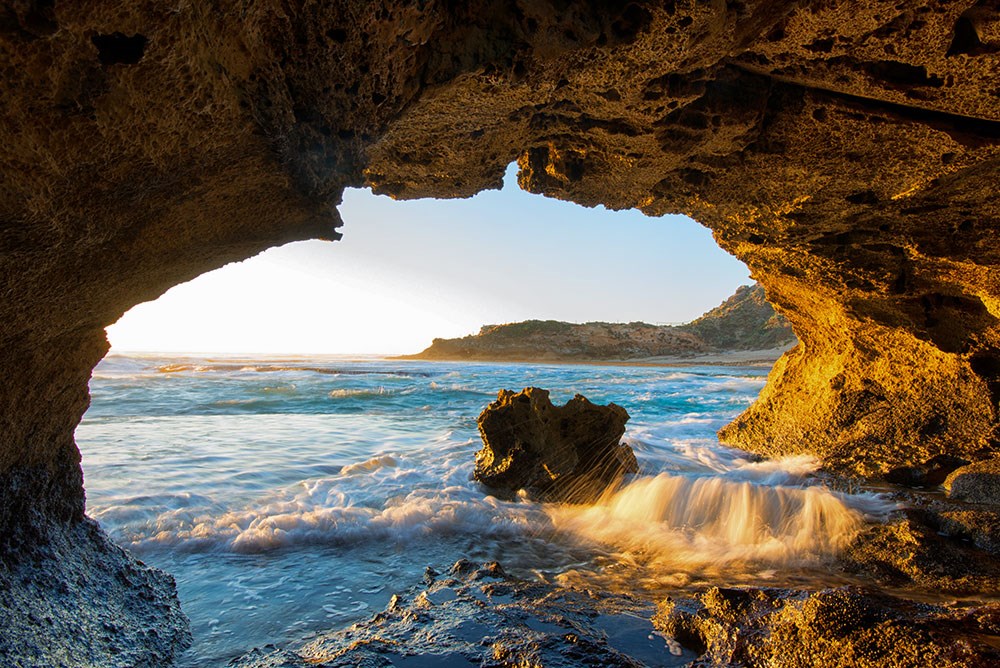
[107, 163, 752, 355]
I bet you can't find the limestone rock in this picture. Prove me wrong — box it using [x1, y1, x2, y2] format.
[0, 520, 189, 668]
[474, 388, 637, 503]
[841, 508, 1000, 595]
[232, 560, 684, 668]
[655, 586, 1000, 668]
[884, 454, 970, 488]
[936, 509, 1000, 556]
[4, 1, 1000, 663]
[945, 458, 1000, 504]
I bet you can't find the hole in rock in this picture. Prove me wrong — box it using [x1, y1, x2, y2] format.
[862, 60, 944, 88]
[92, 32, 148, 66]
[610, 3, 653, 42]
[970, 350, 1000, 409]
[325, 27, 348, 44]
[947, 15, 982, 57]
[77, 164, 832, 666]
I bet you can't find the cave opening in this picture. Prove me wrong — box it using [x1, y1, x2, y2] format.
[104, 163, 753, 355]
[3, 0, 999, 659]
[73, 164, 805, 665]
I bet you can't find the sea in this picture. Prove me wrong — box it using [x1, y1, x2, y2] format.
[77, 353, 893, 666]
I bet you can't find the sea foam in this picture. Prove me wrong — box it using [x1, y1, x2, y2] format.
[549, 462, 892, 573]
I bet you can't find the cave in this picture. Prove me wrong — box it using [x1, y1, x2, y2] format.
[2, 0, 999, 664]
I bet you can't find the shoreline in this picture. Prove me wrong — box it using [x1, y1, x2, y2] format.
[392, 345, 794, 368]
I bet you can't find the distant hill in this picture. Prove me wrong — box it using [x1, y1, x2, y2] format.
[402, 284, 796, 362]
[683, 283, 796, 351]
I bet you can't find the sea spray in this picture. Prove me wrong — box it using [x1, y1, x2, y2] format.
[548, 463, 888, 573]
[81, 354, 889, 666]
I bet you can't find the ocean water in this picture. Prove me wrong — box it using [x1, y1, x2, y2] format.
[78, 354, 891, 666]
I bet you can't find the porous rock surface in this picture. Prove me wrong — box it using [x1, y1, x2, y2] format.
[474, 387, 638, 502]
[3, 0, 1000, 662]
[0, 520, 190, 667]
[231, 559, 689, 668]
[841, 506, 1000, 594]
[655, 585, 1000, 668]
[945, 457, 1000, 503]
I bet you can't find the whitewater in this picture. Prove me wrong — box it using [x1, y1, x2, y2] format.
[77, 354, 892, 666]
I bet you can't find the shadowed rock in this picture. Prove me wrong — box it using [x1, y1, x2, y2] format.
[841, 506, 1000, 595]
[0, 520, 189, 667]
[884, 454, 970, 488]
[936, 508, 1000, 556]
[474, 388, 637, 503]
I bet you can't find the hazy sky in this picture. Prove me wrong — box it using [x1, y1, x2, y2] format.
[107, 164, 751, 354]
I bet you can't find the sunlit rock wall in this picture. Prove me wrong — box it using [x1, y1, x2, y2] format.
[362, 2, 1000, 475]
[1, 0, 999, 658]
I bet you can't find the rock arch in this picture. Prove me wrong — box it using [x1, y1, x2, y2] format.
[1, 0, 999, 662]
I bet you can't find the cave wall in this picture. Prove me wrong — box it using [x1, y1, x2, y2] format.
[1, 0, 999, 657]
[359, 0, 1000, 474]
[3, 0, 999, 520]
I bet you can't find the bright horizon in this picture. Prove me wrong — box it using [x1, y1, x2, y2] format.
[107, 164, 752, 355]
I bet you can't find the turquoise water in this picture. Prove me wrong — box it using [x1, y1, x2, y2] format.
[78, 354, 889, 666]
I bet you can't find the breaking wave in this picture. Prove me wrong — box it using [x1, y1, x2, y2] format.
[549, 457, 892, 572]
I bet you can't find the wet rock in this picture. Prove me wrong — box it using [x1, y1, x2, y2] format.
[231, 560, 694, 668]
[655, 585, 1000, 668]
[884, 454, 970, 488]
[5, 2, 1000, 663]
[841, 508, 1000, 595]
[0, 519, 189, 668]
[474, 387, 638, 503]
[945, 458, 1000, 504]
[936, 509, 1000, 556]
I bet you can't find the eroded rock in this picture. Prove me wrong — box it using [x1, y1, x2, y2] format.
[884, 454, 971, 488]
[841, 507, 1000, 595]
[4, 1, 1000, 663]
[936, 508, 1000, 556]
[231, 559, 692, 668]
[945, 458, 1000, 504]
[0, 520, 189, 668]
[474, 388, 638, 503]
[655, 585, 1000, 668]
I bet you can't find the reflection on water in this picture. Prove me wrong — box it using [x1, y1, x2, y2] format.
[79, 354, 890, 666]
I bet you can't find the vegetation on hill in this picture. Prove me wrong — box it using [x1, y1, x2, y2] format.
[403, 284, 796, 362]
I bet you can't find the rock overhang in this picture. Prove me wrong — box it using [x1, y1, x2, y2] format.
[1, 0, 1000, 659]
[1, 0, 998, 501]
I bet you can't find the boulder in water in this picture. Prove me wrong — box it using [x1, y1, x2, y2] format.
[473, 387, 637, 503]
[945, 458, 1000, 504]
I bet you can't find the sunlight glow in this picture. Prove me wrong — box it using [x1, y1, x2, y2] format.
[107, 164, 751, 354]
[106, 246, 496, 354]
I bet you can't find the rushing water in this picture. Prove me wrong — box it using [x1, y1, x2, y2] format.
[78, 354, 892, 666]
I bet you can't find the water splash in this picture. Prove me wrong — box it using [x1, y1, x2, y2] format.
[548, 464, 886, 573]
